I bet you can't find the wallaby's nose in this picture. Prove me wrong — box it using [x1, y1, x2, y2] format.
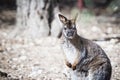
[67, 31, 73, 37]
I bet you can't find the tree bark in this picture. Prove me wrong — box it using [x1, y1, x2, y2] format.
[15, 0, 49, 38]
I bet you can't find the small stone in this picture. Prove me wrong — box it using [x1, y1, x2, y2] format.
[12, 58, 18, 61]
[19, 56, 27, 61]
[91, 26, 101, 32]
[0, 47, 4, 52]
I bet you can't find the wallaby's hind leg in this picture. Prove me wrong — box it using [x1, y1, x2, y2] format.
[89, 63, 112, 80]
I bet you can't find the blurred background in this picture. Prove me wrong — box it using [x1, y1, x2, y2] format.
[0, 0, 120, 80]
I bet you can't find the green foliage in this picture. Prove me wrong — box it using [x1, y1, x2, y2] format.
[108, 0, 120, 12]
[80, 9, 94, 23]
[84, 0, 94, 8]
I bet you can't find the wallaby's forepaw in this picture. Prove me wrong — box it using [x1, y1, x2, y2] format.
[66, 62, 72, 68]
[72, 65, 76, 70]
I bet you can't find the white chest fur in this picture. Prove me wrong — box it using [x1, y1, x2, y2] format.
[62, 42, 78, 64]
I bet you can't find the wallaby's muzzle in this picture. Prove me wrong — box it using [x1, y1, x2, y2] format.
[64, 29, 76, 39]
[67, 30, 74, 37]
[67, 31, 73, 37]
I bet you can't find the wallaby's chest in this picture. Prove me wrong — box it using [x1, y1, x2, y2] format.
[62, 43, 78, 64]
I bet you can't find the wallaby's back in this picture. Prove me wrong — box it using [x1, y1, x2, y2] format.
[76, 37, 112, 80]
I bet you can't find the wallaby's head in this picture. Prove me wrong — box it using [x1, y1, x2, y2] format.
[58, 14, 78, 39]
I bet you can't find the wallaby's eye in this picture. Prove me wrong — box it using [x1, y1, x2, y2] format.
[40, 15, 44, 19]
[64, 27, 67, 30]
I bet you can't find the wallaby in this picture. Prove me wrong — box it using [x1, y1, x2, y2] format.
[58, 14, 112, 80]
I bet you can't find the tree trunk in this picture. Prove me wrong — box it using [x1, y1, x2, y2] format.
[51, 7, 62, 38]
[15, 0, 49, 38]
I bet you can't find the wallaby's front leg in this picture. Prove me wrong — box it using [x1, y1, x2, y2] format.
[64, 53, 72, 68]
[71, 52, 80, 70]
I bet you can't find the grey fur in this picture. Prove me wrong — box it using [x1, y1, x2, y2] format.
[59, 14, 112, 80]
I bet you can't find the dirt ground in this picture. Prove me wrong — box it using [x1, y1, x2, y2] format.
[0, 10, 120, 80]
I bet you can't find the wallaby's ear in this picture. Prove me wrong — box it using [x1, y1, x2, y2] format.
[74, 13, 78, 22]
[72, 13, 78, 23]
[58, 14, 67, 24]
